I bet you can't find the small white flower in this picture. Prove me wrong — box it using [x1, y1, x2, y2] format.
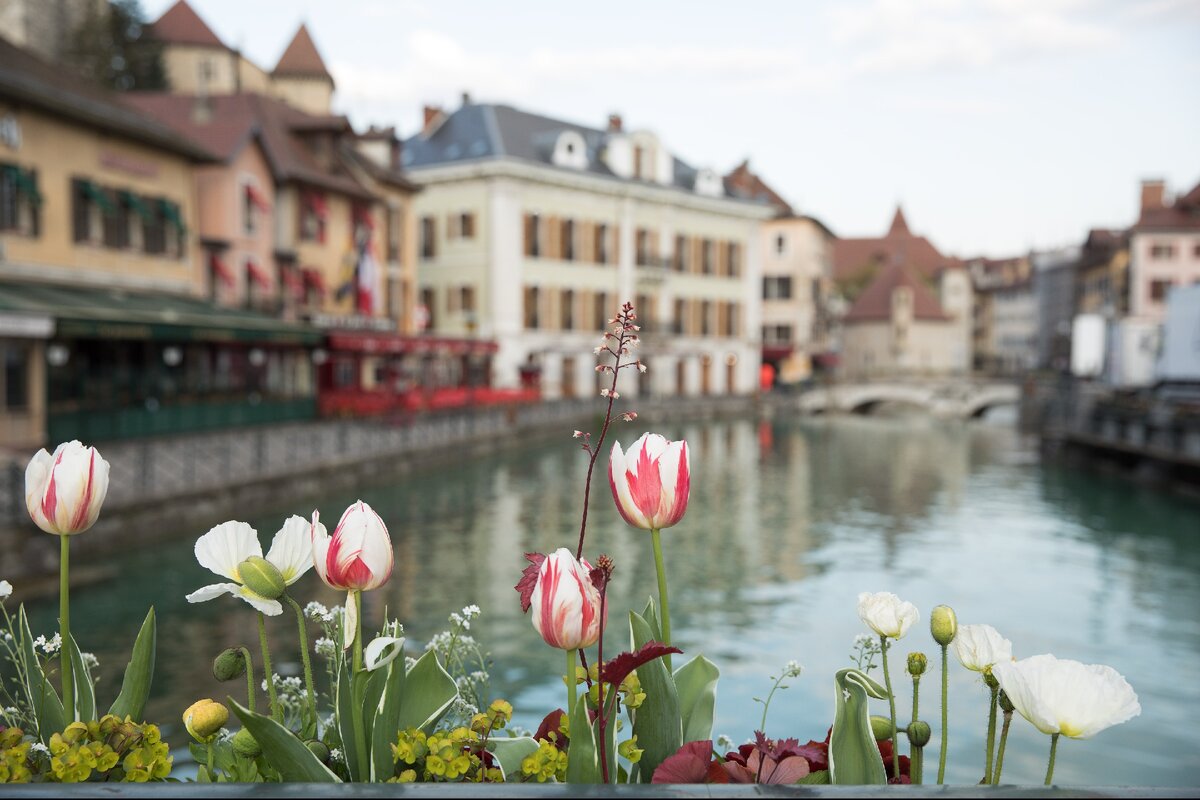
[305, 601, 330, 621]
[600, 388, 610, 397]
[31, 742, 49, 756]
[314, 637, 336, 657]
[784, 660, 803, 677]
[857, 591, 919, 640]
[330, 748, 344, 763]
[716, 734, 735, 751]
[952, 624, 1014, 673]
[81, 652, 100, 670]
[0, 580, 12, 599]
[34, 633, 62, 655]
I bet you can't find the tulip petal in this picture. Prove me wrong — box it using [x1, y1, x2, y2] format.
[24, 448, 56, 534]
[609, 441, 650, 529]
[343, 590, 357, 650]
[311, 512, 330, 585]
[195, 521, 262, 582]
[267, 515, 314, 584]
[364, 636, 405, 672]
[186, 582, 238, 604]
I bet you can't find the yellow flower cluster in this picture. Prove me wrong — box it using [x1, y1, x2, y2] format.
[47, 716, 171, 783]
[577, 662, 647, 710]
[390, 700, 513, 784]
[1, 727, 32, 783]
[520, 738, 567, 783]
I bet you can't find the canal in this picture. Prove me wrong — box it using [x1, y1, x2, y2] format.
[15, 412, 1200, 786]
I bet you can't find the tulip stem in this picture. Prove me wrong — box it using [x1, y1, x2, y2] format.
[566, 648, 578, 722]
[285, 595, 318, 731]
[994, 709, 1012, 784]
[937, 644, 948, 785]
[352, 590, 363, 675]
[984, 682, 999, 784]
[257, 613, 281, 723]
[59, 534, 74, 722]
[1044, 733, 1059, 786]
[650, 528, 672, 672]
[879, 636, 899, 781]
[238, 646, 256, 714]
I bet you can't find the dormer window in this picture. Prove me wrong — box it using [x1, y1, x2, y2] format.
[694, 168, 723, 197]
[552, 131, 588, 169]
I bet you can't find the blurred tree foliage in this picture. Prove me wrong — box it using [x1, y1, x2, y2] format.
[66, 0, 167, 92]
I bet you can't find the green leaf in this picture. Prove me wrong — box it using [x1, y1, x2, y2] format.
[18, 604, 65, 742]
[565, 689, 600, 783]
[487, 737, 539, 782]
[829, 668, 889, 785]
[395, 650, 457, 732]
[335, 662, 363, 782]
[674, 655, 719, 744]
[629, 606, 681, 783]
[370, 644, 407, 781]
[230, 698, 341, 782]
[65, 633, 95, 723]
[108, 607, 156, 721]
[798, 769, 832, 784]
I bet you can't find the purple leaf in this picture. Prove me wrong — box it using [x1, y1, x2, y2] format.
[515, 552, 546, 613]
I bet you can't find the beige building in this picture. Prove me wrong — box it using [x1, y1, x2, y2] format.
[404, 103, 774, 398]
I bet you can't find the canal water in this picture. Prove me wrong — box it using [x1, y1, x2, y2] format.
[16, 413, 1200, 786]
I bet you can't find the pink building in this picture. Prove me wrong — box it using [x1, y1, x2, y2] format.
[1128, 179, 1200, 322]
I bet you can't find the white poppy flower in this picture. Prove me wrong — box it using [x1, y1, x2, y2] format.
[857, 591, 919, 640]
[186, 517, 313, 616]
[952, 624, 1014, 673]
[992, 654, 1140, 739]
[0, 580, 11, 600]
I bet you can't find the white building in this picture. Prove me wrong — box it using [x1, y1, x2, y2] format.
[403, 102, 775, 398]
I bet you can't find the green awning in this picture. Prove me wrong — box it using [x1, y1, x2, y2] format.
[159, 199, 187, 235]
[3, 164, 43, 206]
[119, 190, 153, 222]
[0, 279, 322, 346]
[81, 180, 115, 215]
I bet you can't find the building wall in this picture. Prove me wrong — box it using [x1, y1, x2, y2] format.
[161, 44, 239, 95]
[1128, 231, 1200, 322]
[990, 284, 1037, 373]
[0, 105, 201, 294]
[273, 76, 334, 117]
[842, 317, 963, 379]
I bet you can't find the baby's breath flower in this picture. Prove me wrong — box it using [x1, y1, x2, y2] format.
[314, 637, 336, 658]
[329, 748, 343, 763]
[304, 601, 329, 621]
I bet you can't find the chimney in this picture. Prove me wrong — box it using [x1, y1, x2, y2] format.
[1141, 179, 1166, 213]
[422, 105, 444, 135]
[607, 113, 623, 133]
[461, 91, 472, 106]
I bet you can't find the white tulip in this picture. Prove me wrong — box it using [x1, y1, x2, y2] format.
[187, 516, 313, 616]
[992, 654, 1141, 739]
[952, 624, 1013, 673]
[857, 591, 919, 639]
[25, 441, 110, 536]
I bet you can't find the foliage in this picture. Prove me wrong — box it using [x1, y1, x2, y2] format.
[64, 0, 167, 92]
[0, 716, 171, 783]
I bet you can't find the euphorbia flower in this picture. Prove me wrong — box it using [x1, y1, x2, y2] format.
[186, 517, 313, 615]
[992, 654, 1140, 739]
[857, 591, 919, 640]
[952, 624, 1013, 673]
[311, 501, 393, 592]
[530, 548, 605, 651]
[609, 433, 690, 531]
[25, 441, 110, 536]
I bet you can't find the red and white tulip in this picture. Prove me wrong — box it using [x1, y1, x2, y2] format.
[530, 548, 605, 651]
[311, 501, 393, 593]
[25, 441, 110, 536]
[609, 433, 690, 531]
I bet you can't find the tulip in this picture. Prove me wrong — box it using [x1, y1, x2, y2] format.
[856, 591, 918, 781]
[529, 548, 605, 722]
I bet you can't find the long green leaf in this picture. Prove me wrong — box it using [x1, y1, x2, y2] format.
[487, 737, 540, 781]
[829, 668, 889, 785]
[629, 606, 681, 783]
[674, 655, 719, 744]
[359, 667, 386, 777]
[230, 698, 341, 782]
[18, 605, 65, 741]
[335, 662, 363, 782]
[108, 607, 155, 721]
[66, 633, 95, 722]
[370, 645, 408, 781]
[395, 650, 457, 732]
[565, 688, 600, 783]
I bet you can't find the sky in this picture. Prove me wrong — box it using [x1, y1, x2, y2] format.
[143, 0, 1200, 257]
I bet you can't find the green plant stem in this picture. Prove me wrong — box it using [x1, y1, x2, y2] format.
[238, 646, 255, 714]
[911, 675, 921, 784]
[994, 710, 1012, 784]
[256, 613, 281, 723]
[350, 589, 368, 780]
[206, 741, 215, 775]
[879, 636, 899, 781]
[912, 745, 923, 785]
[984, 683, 999, 784]
[285, 595, 318, 728]
[937, 645, 948, 785]
[1044, 733, 1059, 786]
[60, 535, 74, 721]
[759, 673, 786, 733]
[352, 590, 363, 675]
[566, 648, 578, 721]
[650, 528, 672, 672]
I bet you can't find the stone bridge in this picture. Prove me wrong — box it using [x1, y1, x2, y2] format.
[796, 380, 1020, 419]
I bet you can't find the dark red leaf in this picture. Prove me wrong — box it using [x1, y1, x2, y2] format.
[534, 708, 566, 750]
[515, 552, 546, 613]
[706, 761, 735, 783]
[598, 641, 682, 687]
[652, 740, 715, 783]
[795, 740, 829, 772]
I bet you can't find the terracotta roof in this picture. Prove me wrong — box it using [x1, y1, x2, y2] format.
[843, 260, 950, 324]
[723, 159, 792, 214]
[887, 207, 910, 236]
[273, 24, 333, 83]
[124, 92, 370, 198]
[1134, 180, 1200, 232]
[149, 0, 227, 49]
[832, 205, 955, 283]
[0, 35, 212, 161]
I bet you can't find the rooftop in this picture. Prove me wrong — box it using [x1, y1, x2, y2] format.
[149, 0, 227, 49]
[273, 24, 334, 84]
[843, 260, 951, 324]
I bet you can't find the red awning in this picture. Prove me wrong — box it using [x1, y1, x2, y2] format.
[245, 184, 271, 212]
[247, 259, 271, 290]
[326, 332, 499, 355]
[355, 206, 375, 231]
[210, 253, 235, 287]
[305, 191, 329, 220]
[281, 267, 304, 296]
[302, 268, 326, 294]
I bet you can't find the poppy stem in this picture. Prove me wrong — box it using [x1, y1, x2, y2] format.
[880, 635, 899, 781]
[1044, 733, 1059, 786]
[60, 534, 74, 722]
[257, 613, 281, 722]
[285, 594, 318, 731]
[994, 709, 1012, 784]
[238, 646, 256, 714]
[984, 681, 999, 784]
[650, 528, 672, 672]
[937, 644, 949, 784]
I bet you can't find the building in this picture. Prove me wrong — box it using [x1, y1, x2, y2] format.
[0, 35, 321, 448]
[1032, 245, 1081, 371]
[967, 256, 1036, 376]
[402, 102, 775, 398]
[0, 0, 102, 64]
[1128, 179, 1200, 324]
[149, 0, 335, 116]
[833, 207, 971, 378]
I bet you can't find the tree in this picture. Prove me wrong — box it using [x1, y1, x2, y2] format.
[66, 0, 167, 92]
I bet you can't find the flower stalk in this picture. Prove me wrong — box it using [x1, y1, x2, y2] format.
[60, 534, 74, 721]
[285, 594, 318, 730]
[938, 644, 949, 784]
[994, 699, 1013, 784]
[1044, 732, 1060, 786]
[256, 613, 281, 723]
[983, 676, 999, 784]
[239, 646, 256, 714]
[879, 636, 899, 781]
[650, 528, 672, 670]
[566, 648, 578, 723]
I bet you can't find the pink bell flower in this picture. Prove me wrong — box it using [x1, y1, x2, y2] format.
[530, 548, 605, 651]
[25, 441, 110, 536]
[609, 433, 690, 531]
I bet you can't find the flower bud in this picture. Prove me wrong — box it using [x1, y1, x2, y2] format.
[998, 689, 1014, 714]
[870, 715, 893, 741]
[306, 739, 331, 764]
[232, 728, 261, 758]
[238, 556, 286, 599]
[908, 720, 932, 748]
[213, 648, 247, 682]
[183, 699, 228, 743]
[930, 605, 958, 646]
[907, 652, 928, 676]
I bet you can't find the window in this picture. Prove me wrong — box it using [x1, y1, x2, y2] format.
[763, 325, 792, 344]
[524, 286, 541, 329]
[701, 239, 714, 274]
[0, 163, 40, 236]
[1150, 243, 1176, 259]
[1149, 279, 1174, 302]
[673, 298, 687, 334]
[594, 291, 609, 331]
[447, 211, 476, 240]
[595, 223, 609, 264]
[763, 276, 793, 299]
[420, 216, 436, 259]
[562, 219, 575, 261]
[4, 344, 29, 410]
[1193, 242, 1200, 258]
[524, 213, 541, 257]
[633, 145, 644, 180]
[728, 242, 741, 277]
[300, 192, 327, 243]
[143, 199, 167, 255]
[700, 301, 712, 336]
[729, 303, 740, 337]
[101, 189, 129, 248]
[636, 228, 649, 266]
[243, 186, 255, 234]
[561, 289, 575, 330]
[636, 293, 653, 329]
[775, 233, 786, 255]
[420, 287, 436, 330]
[674, 234, 689, 271]
[461, 286, 476, 313]
[386, 206, 402, 262]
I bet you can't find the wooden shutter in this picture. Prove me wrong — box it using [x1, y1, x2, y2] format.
[523, 213, 535, 256]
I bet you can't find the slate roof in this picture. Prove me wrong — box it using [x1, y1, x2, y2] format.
[273, 24, 334, 84]
[843, 260, 951, 324]
[1134, 180, 1200, 232]
[403, 102, 760, 202]
[0, 35, 212, 161]
[832, 205, 958, 283]
[149, 0, 227, 49]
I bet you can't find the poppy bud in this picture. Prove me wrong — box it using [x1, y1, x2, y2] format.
[232, 728, 261, 758]
[907, 652, 928, 676]
[908, 720, 932, 747]
[213, 648, 247, 682]
[306, 739, 331, 763]
[930, 605, 958, 646]
[183, 699, 228, 743]
[238, 556, 286, 599]
[870, 715, 893, 740]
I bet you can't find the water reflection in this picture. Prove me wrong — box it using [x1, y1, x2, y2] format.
[20, 415, 1200, 786]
